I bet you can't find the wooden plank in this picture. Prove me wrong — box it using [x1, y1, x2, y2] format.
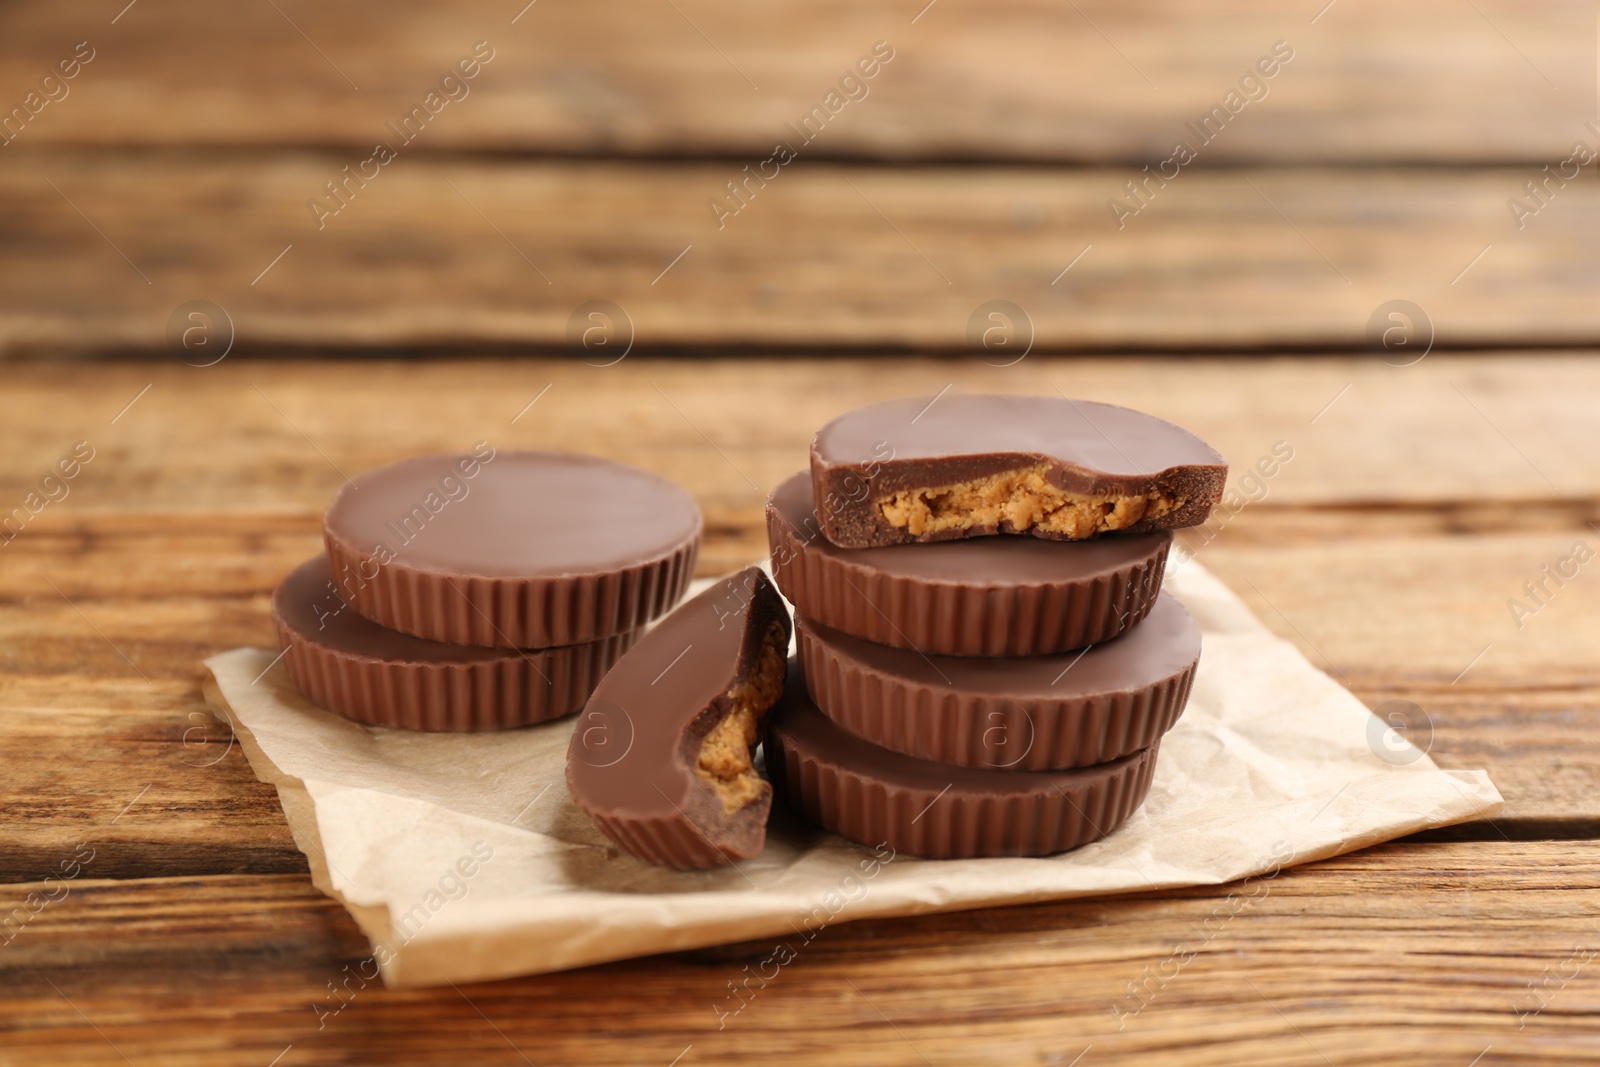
[2, 356, 1598, 511]
[0, 686, 309, 885]
[1, 356, 1598, 874]
[1, 156, 1596, 354]
[0, 1, 1592, 164]
[9, 511, 1598, 686]
[1, 364, 1595, 1063]
[1193, 521, 1600, 688]
[0, 505, 1596, 878]
[1190, 518, 1600, 837]
[4, 844, 1600, 1065]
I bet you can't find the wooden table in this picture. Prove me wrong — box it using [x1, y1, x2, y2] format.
[3, 2, 1598, 1063]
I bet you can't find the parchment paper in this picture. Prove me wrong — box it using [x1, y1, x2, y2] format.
[202, 553, 1501, 988]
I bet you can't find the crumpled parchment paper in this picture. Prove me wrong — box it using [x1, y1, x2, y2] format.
[202, 553, 1501, 987]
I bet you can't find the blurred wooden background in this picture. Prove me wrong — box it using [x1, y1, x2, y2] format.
[0, 0, 1595, 354]
[3, 2, 1600, 1065]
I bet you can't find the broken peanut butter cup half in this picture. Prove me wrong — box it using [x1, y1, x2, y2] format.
[566, 567, 792, 870]
[809, 393, 1227, 548]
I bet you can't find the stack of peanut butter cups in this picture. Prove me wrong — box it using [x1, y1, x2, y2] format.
[271, 450, 702, 731]
[763, 394, 1227, 859]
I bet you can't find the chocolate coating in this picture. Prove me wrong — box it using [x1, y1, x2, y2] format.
[273, 556, 639, 731]
[767, 472, 1169, 656]
[766, 665, 1159, 859]
[323, 450, 701, 648]
[566, 567, 792, 870]
[810, 393, 1226, 548]
[797, 592, 1198, 770]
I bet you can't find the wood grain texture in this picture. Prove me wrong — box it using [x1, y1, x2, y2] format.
[0, 355, 1597, 885]
[1, 154, 1596, 354]
[5, 843, 1600, 1066]
[4, 0, 1596, 1055]
[0, 0, 1592, 164]
[2, 507, 1593, 871]
[3, 360, 1598, 1065]
[2, 356, 1596, 512]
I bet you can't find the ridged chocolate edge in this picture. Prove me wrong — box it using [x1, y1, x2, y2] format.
[323, 524, 700, 649]
[767, 725, 1159, 860]
[274, 615, 640, 732]
[767, 505, 1166, 657]
[581, 802, 771, 871]
[797, 615, 1196, 770]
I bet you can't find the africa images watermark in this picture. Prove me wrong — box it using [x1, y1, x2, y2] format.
[312, 840, 496, 1029]
[712, 841, 898, 1029]
[706, 41, 897, 229]
[326, 440, 497, 613]
[1506, 536, 1594, 631]
[1107, 840, 1297, 1030]
[1173, 440, 1295, 566]
[1108, 40, 1296, 230]
[1514, 944, 1597, 1030]
[0, 441, 97, 548]
[307, 41, 497, 230]
[1506, 120, 1598, 231]
[1, 843, 96, 949]
[1, 41, 96, 147]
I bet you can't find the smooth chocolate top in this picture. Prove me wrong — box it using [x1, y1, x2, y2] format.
[567, 567, 790, 822]
[770, 471, 1170, 586]
[275, 556, 513, 663]
[805, 592, 1200, 700]
[811, 393, 1225, 491]
[324, 450, 703, 578]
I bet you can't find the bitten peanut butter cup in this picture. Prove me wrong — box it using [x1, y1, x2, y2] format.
[323, 449, 701, 648]
[273, 556, 638, 731]
[810, 393, 1227, 548]
[797, 592, 1199, 770]
[766, 666, 1159, 859]
[566, 567, 792, 870]
[767, 472, 1168, 657]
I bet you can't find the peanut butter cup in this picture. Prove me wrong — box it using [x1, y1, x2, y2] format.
[323, 449, 701, 649]
[273, 556, 638, 731]
[796, 592, 1199, 770]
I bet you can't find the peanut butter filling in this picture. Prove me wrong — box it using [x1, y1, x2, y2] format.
[877, 464, 1181, 540]
[696, 620, 789, 814]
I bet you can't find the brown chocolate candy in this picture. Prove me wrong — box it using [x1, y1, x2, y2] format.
[566, 567, 792, 870]
[810, 393, 1226, 548]
[273, 556, 639, 731]
[766, 665, 1159, 859]
[796, 592, 1199, 770]
[323, 450, 701, 649]
[767, 472, 1168, 657]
